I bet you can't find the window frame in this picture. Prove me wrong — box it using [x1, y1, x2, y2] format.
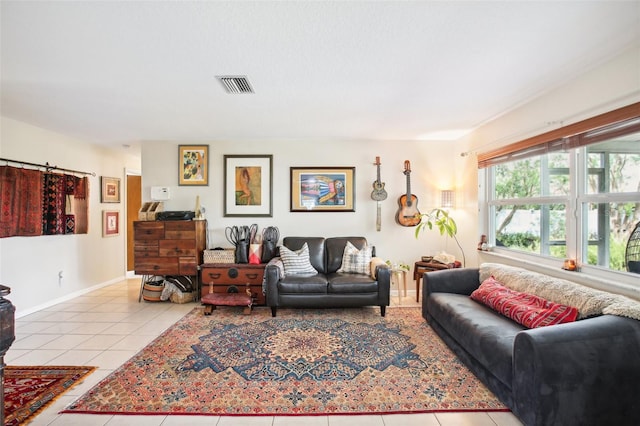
[480, 102, 640, 286]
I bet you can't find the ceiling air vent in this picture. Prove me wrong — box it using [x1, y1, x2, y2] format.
[216, 75, 254, 94]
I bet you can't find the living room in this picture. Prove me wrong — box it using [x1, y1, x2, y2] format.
[2, 1, 638, 317]
[1, 2, 640, 424]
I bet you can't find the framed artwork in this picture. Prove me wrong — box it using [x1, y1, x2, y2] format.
[224, 155, 273, 217]
[102, 210, 120, 237]
[290, 167, 355, 212]
[179, 145, 209, 186]
[100, 176, 121, 203]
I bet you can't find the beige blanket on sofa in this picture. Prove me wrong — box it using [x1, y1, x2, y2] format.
[480, 263, 640, 320]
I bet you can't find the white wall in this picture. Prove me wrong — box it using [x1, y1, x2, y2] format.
[470, 45, 640, 154]
[0, 117, 141, 316]
[141, 140, 469, 272]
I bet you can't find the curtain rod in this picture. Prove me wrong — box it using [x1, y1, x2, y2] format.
[0, 157, 96, 177]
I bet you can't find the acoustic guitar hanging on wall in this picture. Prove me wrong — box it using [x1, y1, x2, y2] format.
[396, 160, 421, 227]
[371, 156, 388, 231]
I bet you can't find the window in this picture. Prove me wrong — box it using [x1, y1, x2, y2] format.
[481, 103, 640, 277]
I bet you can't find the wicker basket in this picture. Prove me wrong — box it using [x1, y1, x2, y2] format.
[204, 249, 235, 264]
[142, 279, 164, 302]
[170, 291, 194, 304]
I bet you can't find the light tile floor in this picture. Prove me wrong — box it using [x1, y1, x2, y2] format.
[7, 278, 523, 426]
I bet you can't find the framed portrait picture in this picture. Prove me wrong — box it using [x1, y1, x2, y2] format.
[102, 210, 120, 237]
[224, 155, 273, 217]
[100, 176, 121, 203]
[290, 167, 355, 212]
[179, 145, 209, 186]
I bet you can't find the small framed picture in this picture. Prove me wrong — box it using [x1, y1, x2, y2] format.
[224, 155, 273, 217]
[100, 176, 121, 203]
[290, 167, 355, 212]
[179, 145, 209, 186]
[102, 210, 120, 237]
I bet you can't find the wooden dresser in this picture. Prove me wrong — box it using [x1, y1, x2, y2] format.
[200, 263, 266, 306]
[134, 220, 207, 301]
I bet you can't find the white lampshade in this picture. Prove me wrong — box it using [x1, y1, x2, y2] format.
[441, 190, 455, 209]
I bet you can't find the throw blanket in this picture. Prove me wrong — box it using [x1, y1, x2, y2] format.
[262, 257, 284, 295]
[0, 165, 89, 238]
[42, 173, 66, 235]
[0, 166, 43, 237]
[480, 263, 640, 320]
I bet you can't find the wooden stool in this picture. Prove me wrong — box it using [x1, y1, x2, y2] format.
[202, 292, 252, 315]
[391, 269, 408, 304]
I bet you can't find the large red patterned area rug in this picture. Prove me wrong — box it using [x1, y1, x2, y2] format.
[63, 307, 508, 416]
[5, 365, 96, 425]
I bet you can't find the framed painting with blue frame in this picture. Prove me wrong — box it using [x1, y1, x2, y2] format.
[290, 167, 355, 212]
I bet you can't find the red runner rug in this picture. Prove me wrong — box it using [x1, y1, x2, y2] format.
[63, 307, 508, 417]
[4, 365, 96, 425]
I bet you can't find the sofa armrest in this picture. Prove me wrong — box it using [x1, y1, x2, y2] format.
[375, 264, 391, 303]
[423, 268, 480, 298]
[265, 264, 281, 306]
[513, 315, 640, 426]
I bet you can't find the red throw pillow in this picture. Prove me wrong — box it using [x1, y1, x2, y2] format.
[470, 276, 578, 328]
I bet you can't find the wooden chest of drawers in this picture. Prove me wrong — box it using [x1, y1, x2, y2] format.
[134, 220, 207, 277]
[200, 264, 266, 305]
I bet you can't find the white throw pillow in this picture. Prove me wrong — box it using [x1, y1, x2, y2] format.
[279, 243, 318, 275]
[338, 241, 372, 275]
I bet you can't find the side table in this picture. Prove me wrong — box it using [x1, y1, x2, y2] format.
[390, 268, 408, 303]
[200, 263, 266, 305]
[413, 261, 460, 302]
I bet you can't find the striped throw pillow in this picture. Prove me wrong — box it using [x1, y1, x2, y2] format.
[279, 243, 317, 275]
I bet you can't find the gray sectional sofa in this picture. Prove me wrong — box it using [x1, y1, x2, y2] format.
[264, 236, 390, 317]
[422, 263, 640, 426]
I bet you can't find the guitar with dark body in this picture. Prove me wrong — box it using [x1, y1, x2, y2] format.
[396, 160, 421, 226]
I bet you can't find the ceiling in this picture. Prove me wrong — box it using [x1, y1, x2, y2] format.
[1, 1, 639, 148]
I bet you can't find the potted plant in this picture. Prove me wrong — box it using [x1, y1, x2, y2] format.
[414, 208, 465, 266]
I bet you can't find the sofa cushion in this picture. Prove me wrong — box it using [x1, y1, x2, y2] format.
[327, 272, 378, 294]
[471, 277, 578, 328]
[428, 292, 524, 388]
[278, 274, 328, 294]
[279, 242, 318, 275]
[337, 241, 373, 274]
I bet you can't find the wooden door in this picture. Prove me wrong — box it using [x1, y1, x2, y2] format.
[126, 175, 142, 271]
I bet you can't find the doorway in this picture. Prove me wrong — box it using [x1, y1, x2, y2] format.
[126, 174, 142, 272]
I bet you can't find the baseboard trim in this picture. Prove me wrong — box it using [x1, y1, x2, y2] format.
[15, 276, 126, 319]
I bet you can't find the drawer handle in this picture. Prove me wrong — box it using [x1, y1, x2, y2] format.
[246, 274, 258, 279]
[207, 273, 221, 280]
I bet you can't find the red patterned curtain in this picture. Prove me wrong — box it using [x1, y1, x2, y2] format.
[0, 165, 89, 238]
[0, 166, 43, 237]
